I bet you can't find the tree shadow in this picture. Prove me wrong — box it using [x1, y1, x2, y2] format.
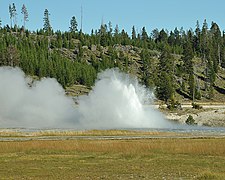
[213, 85, 225, 95]
[176, 89, 191, 99]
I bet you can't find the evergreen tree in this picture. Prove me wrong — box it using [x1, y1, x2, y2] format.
[99, 24, 107, 46]
[151, 28, 159, 41]
[21, 4, 28, 30]
[188, 73, 197, 102]
[194, 20, 201, 55]
[9, 4, 13, 28]
[201, 19, 208, 58]
[156, 29, 168, 46]
[182, 38, 197, 100]
[43, 9, 51, 34]
[206, 55, 216, 99]
[141, 27, 148, 41]
[141, 26, 148, 48]
[183, 37, 194, 74]
[114, 24, 120, 44]
[210, 22, 221, 73]
[140, 49, 155, 88]
[114, 24, 119, 35]
[69, 16, 78, 33]
[156, 45, 175, 102]
[174, 27, 180, 46]
[12, 3, 17, 28]
[131, 26, 136, 40]
[120, 29, 130, 45]
[201, 19, 210, 91]
[221, 31, 225, 68]
[168, 31, 175, 46]
[108, 21, 113, 34]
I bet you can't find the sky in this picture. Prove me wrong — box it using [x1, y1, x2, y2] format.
[0, 0, 225, 35]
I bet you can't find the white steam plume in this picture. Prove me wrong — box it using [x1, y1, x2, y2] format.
[0, 67, 172, 129]
[77, 69, 171, 129]
[0, 67, 76, 128]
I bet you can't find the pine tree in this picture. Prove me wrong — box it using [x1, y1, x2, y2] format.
[141, 27, 148, 41]
[188, 73, 195, 102]
[151, 28, 159, 41]
[43, 9, 51, 34]
[114, 24, 119, 35]
[183, 38, 194, 74]
[43, 9, 51, 59]
[9, 4, 13, 28]
[69, 16, 78, 33]
[201, 19, 208, 58]
[183, 38, 197, 100]
[194, 20, 201, 55]
[99, 24, 107, 46]
[108, 21, 113, 34]
[174, 27, 180, 46]
[21, 4, 28, 30]
[156, 45, 175, 102]
[201, 19, 210, 91]
[140, 49, 155, 88]
[55, 31, 62, 48]
[157, 71, 174, 102]
[207, 55, 216, 99]
[157, 29, 168, 43]
[141, 27, 148, 48]
[168, 31, 175, 46]
[114, 24, 120, 44]
[12, 3, 17, 28]
[210, 22, 221, 73]
[132, 26, 136, 40]
[120, 29, 130, 45]
[221, 31, 225, 68]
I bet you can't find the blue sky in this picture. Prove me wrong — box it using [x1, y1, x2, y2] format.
[0, 0, 225, 34]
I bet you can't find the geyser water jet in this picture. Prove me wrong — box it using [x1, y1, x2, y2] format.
[0, 67, 172, 129]
[77, 69, 171, 129]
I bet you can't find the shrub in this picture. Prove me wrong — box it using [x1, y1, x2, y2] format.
[192, 103, 202, 109]
[167, 100, 182, 110]
[186, 115, 196, 125]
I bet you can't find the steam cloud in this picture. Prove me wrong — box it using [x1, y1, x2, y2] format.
[0, 67, 76, 128]
[0, 67, 172, 129]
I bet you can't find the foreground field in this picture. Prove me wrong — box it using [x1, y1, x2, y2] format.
[0, 137, 225, 179]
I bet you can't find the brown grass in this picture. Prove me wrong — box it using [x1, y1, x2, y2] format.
[0, 129, 168, 137]
[0, 138, 225, 179]
[0, 138, 224, 156]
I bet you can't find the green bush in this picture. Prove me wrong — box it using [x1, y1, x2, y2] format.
[167, 100, 182, 110]
[192, 103, 202, 109]
[186, 115, 196, 125]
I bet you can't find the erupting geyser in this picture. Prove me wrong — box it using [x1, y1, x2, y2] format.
[0, 67, 172, 129]
[77, 69, 170, 129]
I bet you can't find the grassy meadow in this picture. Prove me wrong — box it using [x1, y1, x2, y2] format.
[0, 136, 225, 179]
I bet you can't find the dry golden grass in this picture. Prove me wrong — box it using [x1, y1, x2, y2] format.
[0, 138, 224, 156]
[0, 129, 168, 137]
[0, 138, 225, 179]
[32, 129, 162, 137]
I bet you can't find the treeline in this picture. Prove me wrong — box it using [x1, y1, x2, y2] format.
[1, 3, 225, 102]
[0, 31, 97, 87]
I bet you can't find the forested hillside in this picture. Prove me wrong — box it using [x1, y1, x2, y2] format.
[1, 4, 225, 103]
